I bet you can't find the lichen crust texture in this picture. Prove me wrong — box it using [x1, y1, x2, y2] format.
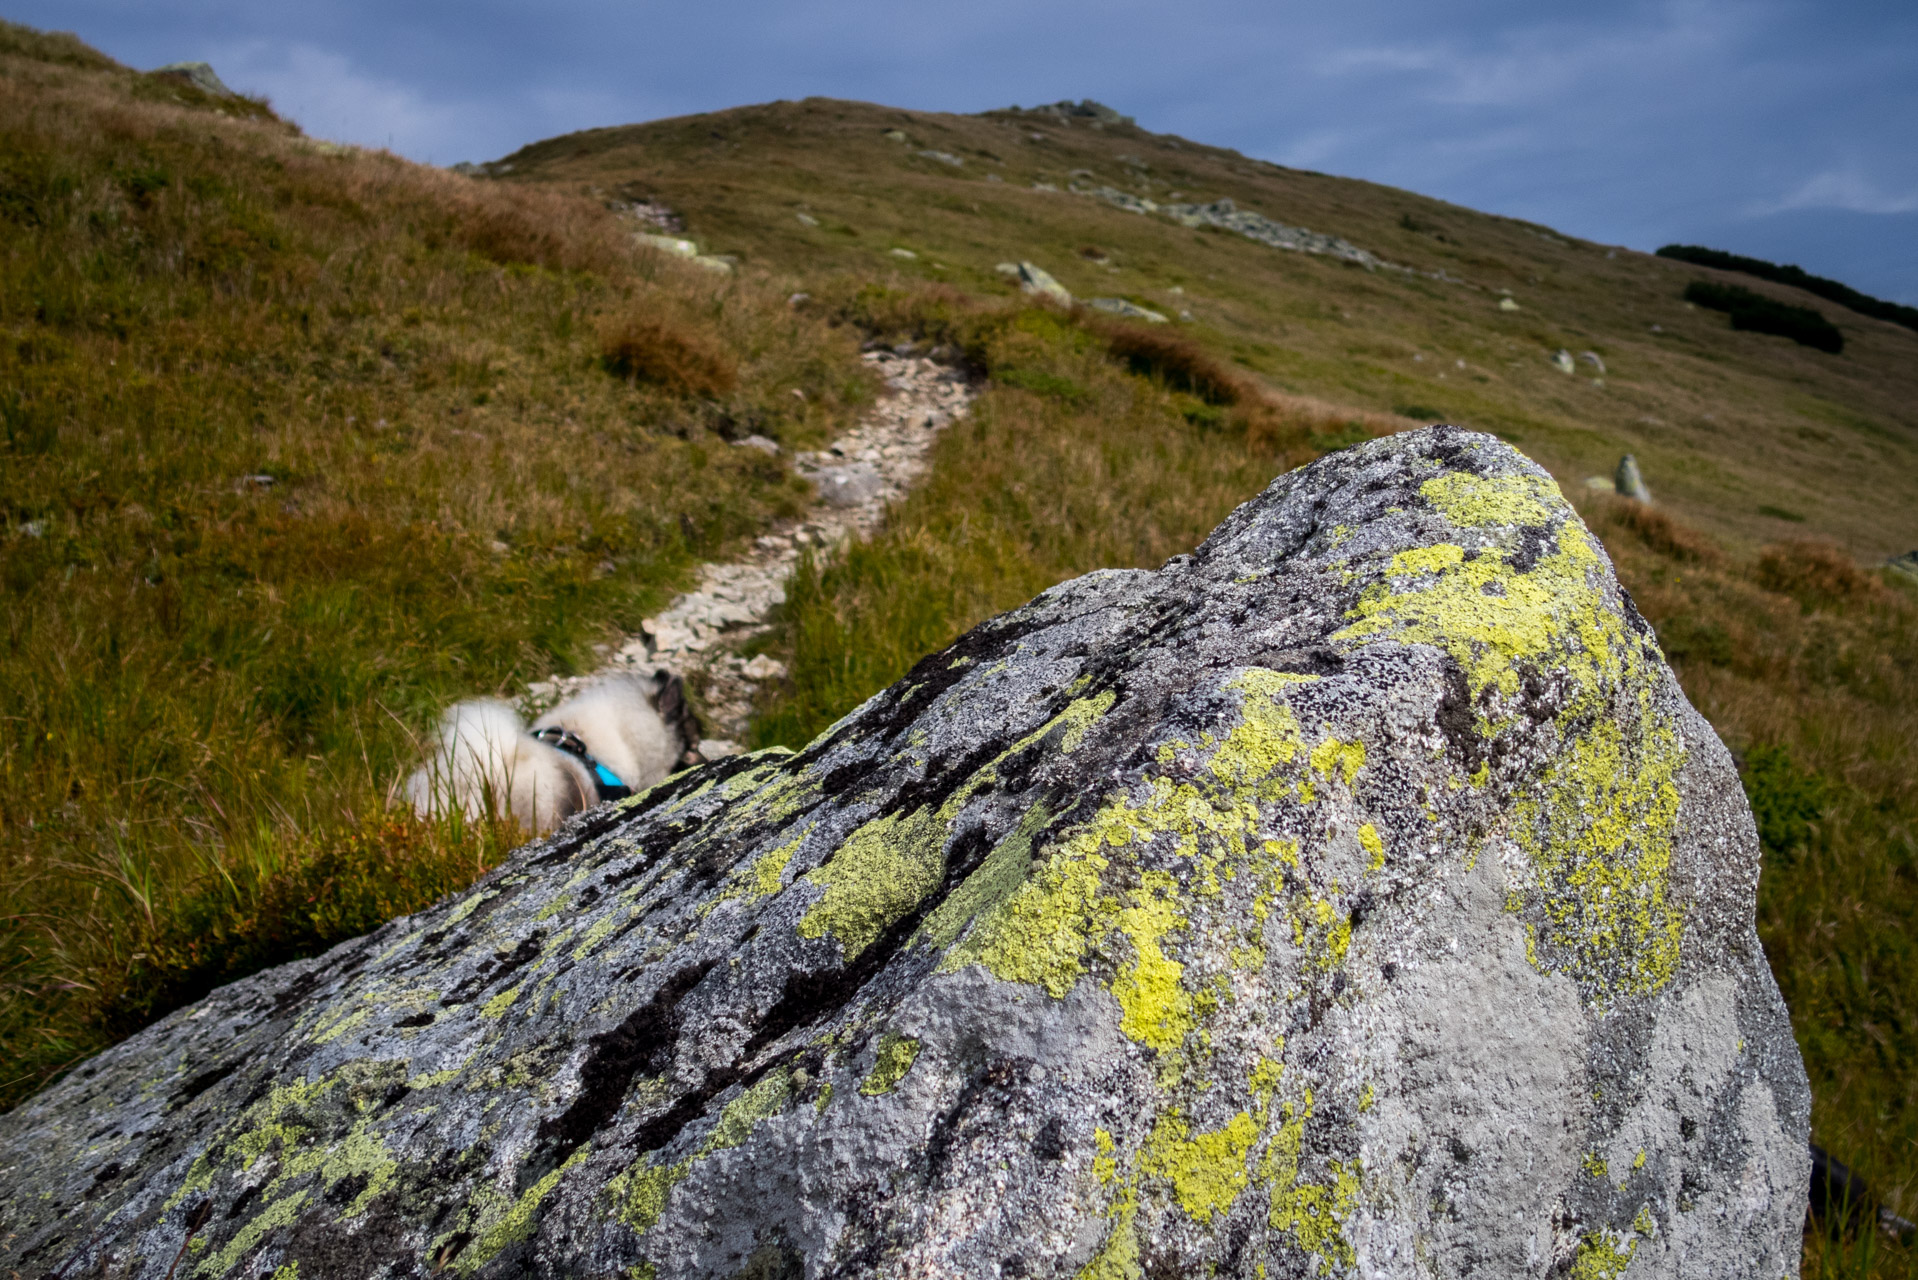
[0, 430, 1809, 1280]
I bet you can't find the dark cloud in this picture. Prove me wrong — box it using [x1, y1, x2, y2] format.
[14, 0, 1916, 300]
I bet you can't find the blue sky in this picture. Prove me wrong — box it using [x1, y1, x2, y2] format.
[14, 0, 1918, 301]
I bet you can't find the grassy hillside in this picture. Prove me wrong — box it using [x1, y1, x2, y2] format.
[497, 99, 1918, 1263]
[496, 97, 1918, 560]
[0, 23, 876, 1100]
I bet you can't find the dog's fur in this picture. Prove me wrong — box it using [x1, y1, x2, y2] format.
[404, 676, 678, 833]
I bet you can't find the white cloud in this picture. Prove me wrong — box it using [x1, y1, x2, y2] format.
[1746, 168, 1918, 217]
[205, 41, 477, 162]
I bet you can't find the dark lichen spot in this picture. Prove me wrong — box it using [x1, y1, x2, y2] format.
[392, 1011, 434, 1028]
[171, 1062, 236, 1109]
[1033, 1116, 1068, 1163]
[532, 960, 717, 1175]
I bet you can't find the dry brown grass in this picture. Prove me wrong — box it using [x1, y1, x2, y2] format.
[600, 311, 740, 397]
[1759, 538, 1888, 607]
[1592, 498, 1724, 565]
[1093, 318, 1252, 404]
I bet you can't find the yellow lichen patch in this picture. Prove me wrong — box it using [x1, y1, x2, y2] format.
[195, 1189, 310, 1278]
[311, 1006, 371, 1046]
[945, 668, 1330, 1065]
[1093, 1128, 1119, 1184]
[1140, 1109, 1261, 1224]
[1358, 823, 1385, 872]
[1515, 709, 1685, 999]
[1419, 469, 1561, 530]
[266, 1118, 398, 1219]
[610, 1154, 688, 1237]
[1261, 1093, 1359, 1270]
[938, 840, 1115, 997]
[1308, 737, 1365, 787]
[572, 909, 624, 960]
[1111, 872, 1195, 1055]
[481, 984, 522, 1020]
[701, 828, 810, 919]
[1053, 689, 1118, 754]
[1333, 483, 1689, 1001]
[609, 1072, 795, 1243]
[1209, 670, 1315, 798]
[919, 804, 1053, 952]
[797, 807, 947, 961]
[1076, 1185, 1142, 1280]
[1568, 1229, 1638, 1280]
[708, 1070, 794, 1148]
[859, 1033, 922, 1096]
[1250, 1057, 1286, 1109]
[453, 1146, 591, 1276]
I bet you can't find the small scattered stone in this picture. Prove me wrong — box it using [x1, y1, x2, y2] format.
[734, 435, 781, 455]
[1615, 453, 1653, 502]
[915, 150, 964, 167]
[1499, 296, 1521, 312]
[795, 212, 819, 227]
[1086, 297, 1168, 323]
[1579, 350, 1607, 374]
[1015, 261, 1072, 304]
[1552, 349, 1576, 374]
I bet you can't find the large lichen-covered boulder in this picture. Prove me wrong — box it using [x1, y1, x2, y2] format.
[0, 429, 1808, 1278]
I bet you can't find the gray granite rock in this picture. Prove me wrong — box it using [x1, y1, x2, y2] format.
[1616, 453, 1653, 503]
[1015, 261, 1073, 305]
[0, 429, 1807, 1279]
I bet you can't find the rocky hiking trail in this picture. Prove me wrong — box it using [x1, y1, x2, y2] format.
[523, 347, 977, 756]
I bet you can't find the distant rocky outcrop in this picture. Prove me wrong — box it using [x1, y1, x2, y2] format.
[0, 430, 1808, 1278]
[1023, 99, 1136, 127]
[152, 60, 235, 97]
[1073, 184, 1385, 270]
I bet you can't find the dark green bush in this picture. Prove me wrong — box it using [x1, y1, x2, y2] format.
[1660, 244, 1918, 335]
[1741, 743, 1829, 859]
[1685, 281, 1844, 353]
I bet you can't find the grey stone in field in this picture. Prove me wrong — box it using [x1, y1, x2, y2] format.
[0, 428, 1808, 1278]
[1616, 453, 1654, 503]
[1015, 260, 1073, 304]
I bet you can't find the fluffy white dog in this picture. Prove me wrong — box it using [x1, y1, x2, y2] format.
[404, 676, 679, 833]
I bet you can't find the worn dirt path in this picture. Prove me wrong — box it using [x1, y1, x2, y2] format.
[522, 348, 977, 757]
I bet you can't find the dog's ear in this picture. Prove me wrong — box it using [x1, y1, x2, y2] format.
[654, 672, 706, 767]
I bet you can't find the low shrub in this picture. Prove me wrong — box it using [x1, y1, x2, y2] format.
[1757, 538, 1883, 607]
[1602, 500, 1722, 565]
[1685, 281, 1844, 354]
[1660, 243, 1918, 335]
[600, 313, 739, 396]
[1740, 743, 1829, 861]
[1094, 321, 1249, 405]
